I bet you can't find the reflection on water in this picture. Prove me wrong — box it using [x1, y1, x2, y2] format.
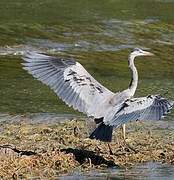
[58, 162, 174, 180]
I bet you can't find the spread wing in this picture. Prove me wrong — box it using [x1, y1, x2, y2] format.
[22, 52, 114, 117]
[104, 95, 174, 127]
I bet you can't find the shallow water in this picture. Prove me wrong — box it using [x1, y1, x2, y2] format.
[58, 162, 174, 180]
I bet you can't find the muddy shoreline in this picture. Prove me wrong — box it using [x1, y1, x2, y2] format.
[0, 113, 174, 179]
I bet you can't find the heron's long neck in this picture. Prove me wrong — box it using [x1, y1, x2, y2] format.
[128, 55, 138, 96]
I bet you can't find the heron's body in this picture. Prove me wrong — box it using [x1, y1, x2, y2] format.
[22, 48, 174, 142]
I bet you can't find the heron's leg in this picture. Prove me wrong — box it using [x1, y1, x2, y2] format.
[122, 124, 126, 141]
[108, 143, 113, 155]
[116, 136, 120, 146]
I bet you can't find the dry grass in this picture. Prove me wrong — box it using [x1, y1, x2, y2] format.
[0, 118, 174, 179]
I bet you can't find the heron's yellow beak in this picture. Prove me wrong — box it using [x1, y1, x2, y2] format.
[142, 50, 154, 56]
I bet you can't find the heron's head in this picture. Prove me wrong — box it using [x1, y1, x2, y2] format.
[130, 48, 154, 58]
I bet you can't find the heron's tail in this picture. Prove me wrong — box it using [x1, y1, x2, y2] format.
[89, 122, 113, 142]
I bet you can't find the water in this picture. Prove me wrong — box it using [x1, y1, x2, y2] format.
[0, 0, 174, 178]
[58, 162, 174, 180]
[0, 0, 174, 114]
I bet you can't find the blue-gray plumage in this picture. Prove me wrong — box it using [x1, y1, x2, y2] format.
[22, 48, 174, 143]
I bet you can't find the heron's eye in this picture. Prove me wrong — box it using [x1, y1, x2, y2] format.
[133, 48, 141, 53]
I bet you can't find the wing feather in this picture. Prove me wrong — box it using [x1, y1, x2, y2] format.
[64, 89, 76, 104]
[22, 52, 114, 117]
[104, 95, 174, 127]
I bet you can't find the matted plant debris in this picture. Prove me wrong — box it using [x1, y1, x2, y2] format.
[0, 118, 174, 179]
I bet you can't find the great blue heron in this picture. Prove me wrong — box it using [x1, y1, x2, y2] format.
[22, 48, 174, 148]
